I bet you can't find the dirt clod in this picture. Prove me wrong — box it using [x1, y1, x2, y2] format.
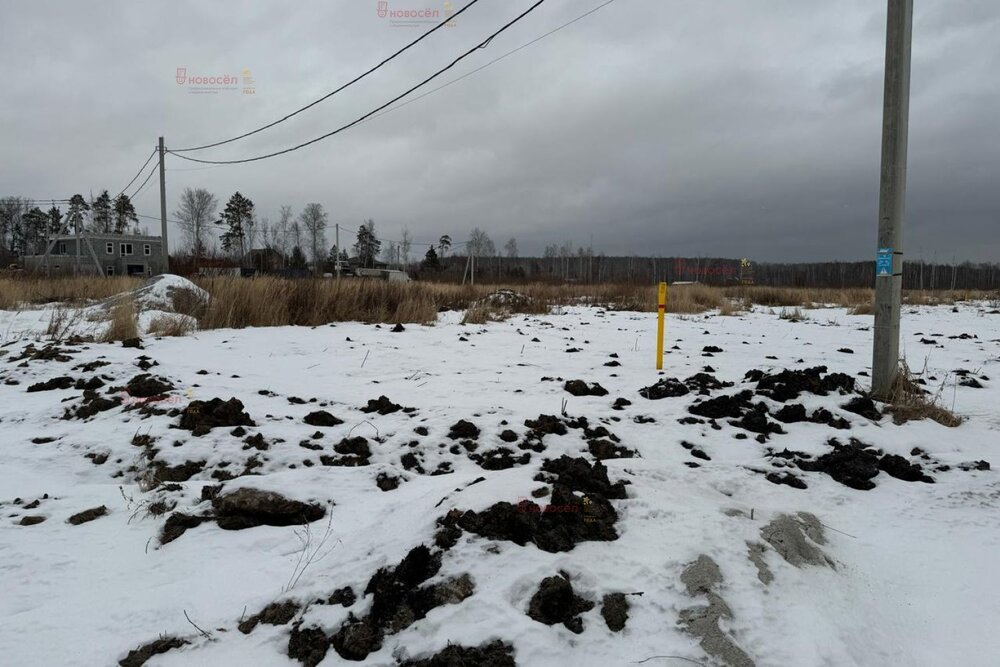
[601, 592, 629, 632]
[67, 505, 108, 525]
[118, 637, 188, 667]
[303, 410, 343, 427]
[527, 575, 594, 634]
[212, 488, 326, 530]
[179, 398, 255, 436]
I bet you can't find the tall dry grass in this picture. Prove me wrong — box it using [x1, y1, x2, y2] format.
[0, 276, 141, 310]
[101, 298, 139, 342]
[2, 275, 996, 330]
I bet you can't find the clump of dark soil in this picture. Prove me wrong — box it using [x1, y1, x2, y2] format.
[449, 456, 625, 553]
[212, 488, 326, 530]
[448, 420, 480, 440]
[809, 408, 851, 429]
[765, 471, 807, 489]
[304, 410, 343, 427]
[729, 405, 785, 436]
[377, 472, 401, 491]
[524, 414, 567, 437]
[588, 438, 635, 460]
[400, 641, 516, 667]
[118, 637, 188, 667]
[526, 574, 594, 634]
[238, 600, 300, 634]
[12, 343, 73, 363]
[794, 438, 934, 490]
[67, 505, 108, 525]
[328, 586, 356, 607]
[75, 376, 105, 391]
[179, 398, 255, 436]
[842, 396, 882, 421]
[329, 545, 475, 661]
[749, 366, 855, 402]
[498, 429, 518, 442]
[27, 376, 75, 392]
[180, 398, 257, 436]
[563, 380, 609, 397]
[684, 372, 734, 394]
[689, 391, 754, 419]
[288, 624, 330, 667]
[320, 437, 372, 466]
[62, 389, 123, 419]
[125, 374, 174, 398]
[879, 454, 935, 483]
[160, 512, 212, 544]
[639, 377, 689, 400]
[152, 460, 206, 483]
[470, 447, 530, 470]
[774, 403, 807, 423]
[362, 395, 412, 415]
[601, 592, 629, 632]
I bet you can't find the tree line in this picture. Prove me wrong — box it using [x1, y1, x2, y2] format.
[0, 192, 139, 256]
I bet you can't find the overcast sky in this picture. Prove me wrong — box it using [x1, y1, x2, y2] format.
[1, 0, 997, 261]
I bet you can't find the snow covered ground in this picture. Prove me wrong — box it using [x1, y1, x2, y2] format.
[0, 296, 997, 666]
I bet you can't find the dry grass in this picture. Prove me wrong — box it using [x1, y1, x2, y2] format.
[2, 276, 996, 330]
[884, 362, 963, 427]
[0, 276, 141, 310]
[778, 307, 808, 322]
[45, 306, 83, 341]
[147, 314, 196, 337]
[101, 298, 138, 342]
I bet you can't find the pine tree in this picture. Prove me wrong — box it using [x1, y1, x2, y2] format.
[22, 207, 49, 254]
[289, 245, 307, 270]
[66, 194, 89, 235]
[112, 194, 137, 234]
[353, 219, 381, 268]
[47, 207, 63, 235]
[91, 190, 112, 232]
[421, 245, 441, 271]
[217, 192, 254, 257]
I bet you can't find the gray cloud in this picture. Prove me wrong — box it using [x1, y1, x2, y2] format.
[1, 0, 997, 262]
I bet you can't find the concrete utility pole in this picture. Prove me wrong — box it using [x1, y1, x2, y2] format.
[872, 0, 913, 400]
[158, 136, 170, 273]
[335, 223, 341, 279]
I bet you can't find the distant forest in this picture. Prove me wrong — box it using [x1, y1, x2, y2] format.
[418, 255, 1000, 291]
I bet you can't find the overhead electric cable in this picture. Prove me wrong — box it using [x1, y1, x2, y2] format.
[115, 148, 157, 198]
[170, 0, 485, 153]
[167, 0, 549, 165]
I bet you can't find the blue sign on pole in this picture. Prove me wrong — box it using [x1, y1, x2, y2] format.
[876, 247, 893, 277]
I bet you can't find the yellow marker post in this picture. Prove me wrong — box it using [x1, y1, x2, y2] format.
[656, 282, 667, 370]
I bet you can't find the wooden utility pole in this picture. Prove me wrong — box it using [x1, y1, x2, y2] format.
[872, 0, 913, 400]
[158, 137, 170, 273]
[335, 223, 341, 279]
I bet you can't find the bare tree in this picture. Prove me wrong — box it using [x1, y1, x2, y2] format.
[174, 188, 217, 269]
[298, 203, 328, 276]
[400, 229, 412, 270]
[504, 238, 518, 258]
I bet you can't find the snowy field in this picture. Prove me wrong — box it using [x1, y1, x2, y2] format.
[1, 291, 998, 666]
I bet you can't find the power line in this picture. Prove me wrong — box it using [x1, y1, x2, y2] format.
[129, 163, 159, 200]
[167, 0, 549, 165]
[115, 148, 157, 198]
[365, 0, 619, 125]
[171, 0, 484, 153]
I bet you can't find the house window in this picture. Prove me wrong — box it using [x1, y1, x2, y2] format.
[106, 242, 114, 254]
[58, 242, 66, 254]
[143, 244, 151, 256]
[120, 243, 133, 256]
[106, 265, 115, 276]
